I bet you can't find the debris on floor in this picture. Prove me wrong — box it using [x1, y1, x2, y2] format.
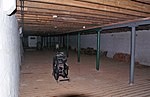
[113, 53, 131, 63]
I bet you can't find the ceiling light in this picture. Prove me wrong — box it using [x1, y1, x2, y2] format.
[55, 26, 57, 29]
[83, 26, 86, 29]
[53, 15, 58, 18]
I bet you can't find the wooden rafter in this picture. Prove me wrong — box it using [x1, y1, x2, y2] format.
[16, 0, 150, 34]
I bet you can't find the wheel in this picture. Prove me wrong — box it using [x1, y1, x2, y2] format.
[53, 66, 59, 80]
[53, 59, 59, 80]
[63, 64, 69, 78]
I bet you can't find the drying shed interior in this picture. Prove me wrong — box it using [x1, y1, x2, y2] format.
[0, 0, 150, 97]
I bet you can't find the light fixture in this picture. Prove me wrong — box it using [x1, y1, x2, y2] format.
[55, 26, 57, 29]
[83, 26, 86, 29]
[53, 15, 58, 18]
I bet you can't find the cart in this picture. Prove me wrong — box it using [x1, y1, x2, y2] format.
[52, 52, 69, 82]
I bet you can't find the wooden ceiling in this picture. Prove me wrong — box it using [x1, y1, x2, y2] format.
[16, 0, 150, 35]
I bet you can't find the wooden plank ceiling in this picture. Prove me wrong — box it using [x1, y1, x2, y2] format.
[16, 0, 150, 35]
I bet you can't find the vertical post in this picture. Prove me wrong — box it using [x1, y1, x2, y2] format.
[41, 36, 43, 48]
[44, 37, 45, 47]
[63, 35, 65, 48]
[23, 0, 24, 30]
[47, 36, 48, 48]
[45, 37, 46, 47]
[45, 37, 47, 47]
[20, 0, 24, 31]
[66, 34, 69, 57]
[48, 36, 49, 48]
[58, 35, 61, 49]
[60, 35, 62, 48]
[129, 26, 136, 85]
[20, 0, 22, 26]
[77, 32, 81, 62]
[53, 36, 56, 51]
[96, 30, 101, 70]
[50, 36, 51, 49]
[58, 35, 60, 45]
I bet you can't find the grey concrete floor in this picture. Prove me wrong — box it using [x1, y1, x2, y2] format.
[19, 50, 150, 97]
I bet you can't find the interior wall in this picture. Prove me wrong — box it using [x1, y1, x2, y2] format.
[69, 34, 97, 50]
[0, 10, 20, 97]
[69, 30, 150, 66]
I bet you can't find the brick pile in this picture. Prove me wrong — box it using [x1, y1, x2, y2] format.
[113, 53, 131, 63]
[84, 47, 96, 55]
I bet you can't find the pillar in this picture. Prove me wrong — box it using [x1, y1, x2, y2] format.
[129, 26, 136, 85]
[66, 34, 69, 57]
[77, 32, 81, 62]
[96, 30, 101, 70]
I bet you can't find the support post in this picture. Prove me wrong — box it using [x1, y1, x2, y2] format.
[60, 35, 62, 48]
[129, 26, 136, 85]
[58, 35, 61, 49]
[20, 0, 24, 32]
[63, 35, 65, 48]
[53, 37, 55, 51]
[50, 36, 51, 49]
[47, 36, 48, 48]
[96, 30, 101, 70]
[66, 34, 69, 57]
[44, 37, 46, 47]
[58, 35, 60, 45]
[41, 36, 43, 48]
[77, 32, 81, 62]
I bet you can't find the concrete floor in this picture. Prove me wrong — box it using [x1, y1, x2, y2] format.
[19, 50, 150, 97]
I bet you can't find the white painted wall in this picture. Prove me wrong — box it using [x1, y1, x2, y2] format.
[69, 34, 97, 49]
[101, 32, 131, 58]
[0, 8, 20, 97]
[69, 30, 150, 66]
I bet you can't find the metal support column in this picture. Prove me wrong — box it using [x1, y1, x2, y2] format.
[63, 35, 65, 48]
[129, 26, 136, 85]
[60, 36, 62, 48]
[43, 37, 45, 47]
[66, 34, 69, 57]
[58, 35, 60, 45]
[48, 36, 49, 48]
[53, 36, 56, 51]
[47, 36, 48, 48]
[50, 36, 51, 49]
[20, 0, 24, 31]
[41, 36, 43, 48]
[77, 32, 81, 62]
[96, 30, 101, 70]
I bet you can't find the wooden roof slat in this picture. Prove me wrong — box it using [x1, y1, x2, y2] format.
[23, 0, 150, 17]
[74, 0, 150, 13]
[17, 2, 145, 18]
[131, 0, 150, 5]
[17, 9, 131, 20]
[16, 0, 150, 34]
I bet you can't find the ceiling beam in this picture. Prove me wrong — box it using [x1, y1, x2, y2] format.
[17, 9, 129, 21]
[74, 0, 150, 13]
[17, 0, 149, 17]
[131, 0, 150, 5]
[17, 4, 143, 19]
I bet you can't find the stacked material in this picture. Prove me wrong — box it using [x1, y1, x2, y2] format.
[113, 53, 131, 63]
